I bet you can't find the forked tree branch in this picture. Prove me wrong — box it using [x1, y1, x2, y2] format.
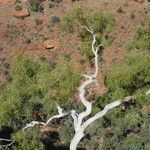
[69, 23, 150, 150]
[23, 103, 69, 130]
[0, 138, 15, 149]
[70, 24, 102, 150]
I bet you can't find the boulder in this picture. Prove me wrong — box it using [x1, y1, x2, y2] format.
[43, 39, 59, 49]
[14, 9, 30, 18]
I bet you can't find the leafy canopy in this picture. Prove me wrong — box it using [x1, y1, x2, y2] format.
[60, 7, 116, 59]
[0, 53, 80, 130]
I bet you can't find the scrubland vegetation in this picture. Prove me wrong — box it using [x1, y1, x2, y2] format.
[60, 7, 116, 59]
[127, 17, 150, 51]
[0, 1, 150, 150]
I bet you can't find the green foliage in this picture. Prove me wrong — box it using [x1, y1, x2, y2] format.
[60, 7, 84, 33]
[127, 16, 150, 51]
[12, 127, 44, 150]
[48, 58, 80, 102]
[95, 50, 150, 150]
[87, 11, 115, 34]
[29, 0, 41, 12]
[130, 11, 136, 19]
[60, 8, 115, 59]
[116, 136, 144, 150]
[105, 50, 150, 99]
[80, 11, 115, 59]
[15, 3, 22, 11]
[58, 120, 74, 145]
[0, 53, 80, 130]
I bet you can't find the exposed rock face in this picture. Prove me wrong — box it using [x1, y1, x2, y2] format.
[43, 39, 60, 49]
[14, 9, 30, 18]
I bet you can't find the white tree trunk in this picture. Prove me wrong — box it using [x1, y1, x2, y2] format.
[70, 129, 84, 150]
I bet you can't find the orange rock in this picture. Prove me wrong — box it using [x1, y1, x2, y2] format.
[14, 9, 30, 18]
[43, 39, 60, 49]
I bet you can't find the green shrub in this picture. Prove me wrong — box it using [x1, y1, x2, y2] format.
[117, 6, 123, 13]
[105, 50, 150, 99]
[80, 11, 115, 59]
[60, 7, 84, 33]
[127, 16, 150, 51]
[0, 53, 80, 129]
[29, 0, 41, 12]
[12, 127, 44, 150]
[15, 3, 22, 11]
[95, 50, 150, 150]
[60, 8, 115, 59]
[116, 137, 144, 150]
[130, 11, 136, 19]
[58, 120, 74, 145]
[42, 58, 81, 104]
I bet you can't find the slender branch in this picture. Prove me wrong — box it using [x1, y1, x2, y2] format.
[23, 103, 68, 130]
[0, 138, 15, 149]
[82, 96, 134, 129]
[23, 121, 46, 130]
[46, 103, 68, 125]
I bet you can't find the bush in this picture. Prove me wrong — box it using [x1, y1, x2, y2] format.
[15, 3, 22, 11]
[12, 127, 44, 150]
[52, 15, 60, 23]
[116, 137, 144, 150]
[105, 50, 150, 99]
[60, 8, 115, 59]
[0, 53, 80, 129]
[127, 16, 150, 51]
[29, 0, 41, 12]
[94, 50, 150, 150]
[130, 11, 136, 19]
[38, 3, 44, 13]
[117, 6, 123, 13]
[42, 58, 81, 105]
[80, 11, 115, 59]
[60, 7, 84, 33]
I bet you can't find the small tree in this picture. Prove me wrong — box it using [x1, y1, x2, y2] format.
[29, 0, 41, 12]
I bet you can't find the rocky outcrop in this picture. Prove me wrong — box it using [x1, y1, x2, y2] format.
[43, 39, 59, 49]
[14, 9, 30, 18]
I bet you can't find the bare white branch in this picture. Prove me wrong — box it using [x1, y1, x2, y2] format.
[23, 121, 46, 130]
[23, 103, 68, 130]
[0, 138, 15, 149]
[82, 96, 134, 129]
[70, 25, 101, 150]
